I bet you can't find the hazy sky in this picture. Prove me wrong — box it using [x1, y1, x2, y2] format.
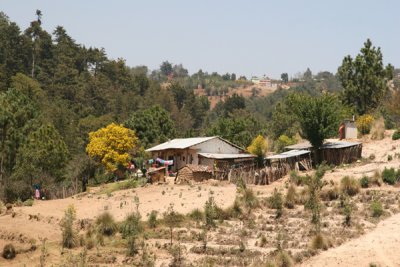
[2, 0, 399, 78]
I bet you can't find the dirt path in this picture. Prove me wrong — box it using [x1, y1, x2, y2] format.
[301, 212, 400, 267]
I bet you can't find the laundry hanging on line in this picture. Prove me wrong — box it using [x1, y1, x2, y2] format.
[156, 158, 174, 165]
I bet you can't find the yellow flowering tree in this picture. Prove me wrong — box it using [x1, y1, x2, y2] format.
[86, 123, 138, 172]
[247, 135, 268, 167]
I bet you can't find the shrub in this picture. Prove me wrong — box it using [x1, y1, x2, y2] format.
[340, 176, 360, 196]
[360, 176, 369, 188]
[382, 167, 397, 185]
[204, 196, 218, 228]
[370, 201, 383, 217]
[369, 171, 382, 186]
[356, 114, 374, 135]
[289, 171, 305, 186]
[148, 210, 158, 229]
[96, 212, 117, 236]
[188, 208, 204, 223]
[275, 135, 296, 153]
[61, 205, 78, 248]
[2, 244, 16, 260]
[285, 185, 297, 209]
[268, 189, 283, 218]
[310, 233, 329, 250]
[163, 204, 185, 245]
[225, 199, 243, 219]
[370, 117, 385, 140]
[240, 188, 259, 214]
[23, 199, 34, 207]
[320, 186, 340, 201]
[392, 130, 400, 140]
[274, 250, 294, 267]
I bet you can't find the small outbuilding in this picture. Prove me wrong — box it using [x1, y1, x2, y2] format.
[285, 140, 362, 165]
[175, 164, 212, 184]
[265, 149, 312, 171]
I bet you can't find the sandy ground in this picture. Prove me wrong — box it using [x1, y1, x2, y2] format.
[0, 130, 399, 266]
[302, 212, 400, 267]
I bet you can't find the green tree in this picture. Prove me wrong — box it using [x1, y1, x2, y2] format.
[124, 105, 176, 148]
[281, 73, 288, 83]
[338, 39, 394, 115]
[160, 61, 173, 76]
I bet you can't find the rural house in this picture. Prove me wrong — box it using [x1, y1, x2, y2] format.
[146, 136, 255, 172]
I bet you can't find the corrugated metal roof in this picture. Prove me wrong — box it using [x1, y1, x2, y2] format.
[285, 140, 361, 150]
[322, 141, 362, 149]
[198, 153, 255, 159]
[146, 137, 216, 152]
[266, 149, 310, 160]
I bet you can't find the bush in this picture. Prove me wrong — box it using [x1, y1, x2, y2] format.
[275, 135, 296, 153]
[61, 205, 78, 248]
[148, 210, 158, 229]
[340, 176, 360, 196]
[96, 212, 117, 236]
[371, 117, 385, 140]
[370, 201, 383, 217]
[382, 167, 397, 185]
[392, 130, 400, 140]
[360, 176, 369, 188]
[356, 114, 374, 135]
[2, 243, 16, 260]
[285, 185, 297, 209]
[23, 199, 34, 206]
[240, 188, 259, 214]
[274, 250, 294, 267]
[320, 186, 340, 201]
[310, 233, 329, 250]
[289, 171, 305, 186]
[188, 208, 204, 223]
[268, 189, 283, 218]
[369, 171, 382, 186]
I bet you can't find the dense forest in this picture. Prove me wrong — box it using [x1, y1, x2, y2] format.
[0, 11, 399, 202]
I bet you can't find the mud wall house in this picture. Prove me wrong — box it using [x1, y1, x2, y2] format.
[147, 166, 166, 183]
[145, 136, 254, 172]
[175, 164, 212, 184]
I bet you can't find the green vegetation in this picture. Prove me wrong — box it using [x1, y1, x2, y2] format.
[370, 201, 384, 217]
[61, 205, 78, 248]
[392, 130, 400, 140]
[382, 167, 399, 185]
[340, 176, 360, 196]
[96, 212, 118, 236]
[2, 243, 16, 260]
[360, 176, 369, 188]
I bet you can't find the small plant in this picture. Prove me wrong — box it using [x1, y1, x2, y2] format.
[204, 196, 218, 228]
[369, 154, 376, 160]
[240, 188, 259, 215]
[274, 249, 294, 267]
[360, 176, 369, 188]
[61, 205, 78, 248]
[289, 171, 304, 186]
[285, 184, 297, 209]
[392, 130, 400, 140]
[2, 243, 16, 260]
[268, 188, 283, 218]
[340, 176, 360, 196]
[369, 170, 382, 186]
[310, 233, 329, 250]
[259, 234, 267, 247]
[371, 201, 383, 217]
[188, 208, 204, 225]
[148, 210, 158, 229]
[388, 154, 393, 161]
[96, 212, 117, 236]
[342, 195, 352, 226]
[382, 167, 397, 185]
[23, 199, 34, 206]
[163, 204, 184, 245]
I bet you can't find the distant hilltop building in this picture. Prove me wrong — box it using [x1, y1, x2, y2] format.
[251, 75, 277, 89]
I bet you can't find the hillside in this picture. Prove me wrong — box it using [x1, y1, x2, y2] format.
[1, 131, 399, 266]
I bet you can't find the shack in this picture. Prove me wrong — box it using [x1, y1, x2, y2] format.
[175, 164, 212, 184]
[285, 140, 362, 165]
[265, 149, 312, 171]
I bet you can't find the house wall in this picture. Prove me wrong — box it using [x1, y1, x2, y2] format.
[344, 122, 357, 139]
[192, 138, 241, 154]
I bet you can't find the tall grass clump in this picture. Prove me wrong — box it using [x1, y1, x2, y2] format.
[163, 204, 184, 246]
[370, 201, 383, 217]
[240, 188, 259, 215]
[96, 212, 117, 236]
[310, 233, 330, 250]
[284, 184, 297, 209]
[148, 210, 158, 229]
[360, 176, 369, 188]
[340, 176, 360, 196]
[61, 205, 78, 248]
[268, 188, 283, 218]
[274, 249, 294, 267]
[382, 167, 398, 185]
[121, 212, 143, 256]
[370, 117, 385, 140]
